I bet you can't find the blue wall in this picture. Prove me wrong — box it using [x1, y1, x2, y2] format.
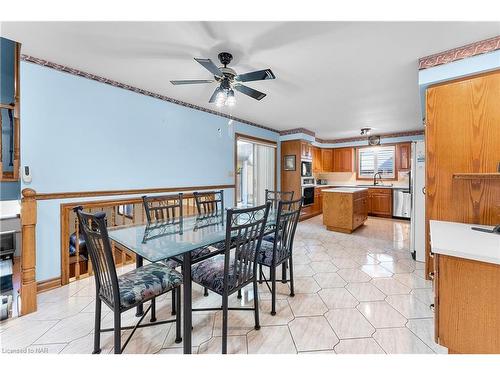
[21, 61, 280, 281]
[0, 181, 20, 200]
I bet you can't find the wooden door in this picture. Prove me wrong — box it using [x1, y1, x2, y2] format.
[397, 143, 411, 171]
[321, 149, 334, 172]
[425, 70, 500, 278]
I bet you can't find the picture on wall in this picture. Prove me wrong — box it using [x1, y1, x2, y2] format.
[283, 155, 296, 171]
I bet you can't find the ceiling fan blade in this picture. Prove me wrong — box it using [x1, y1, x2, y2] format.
[234, 84, 267, 101]
[194, 58, 223, 77]
[170, 79, 214, 85]
[209, 87, 221, 103]
[235, 69, 276, 82]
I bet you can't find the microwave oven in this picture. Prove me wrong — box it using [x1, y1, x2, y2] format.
[301, 161, 312, 177]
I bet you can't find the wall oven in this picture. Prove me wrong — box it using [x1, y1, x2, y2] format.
[302, 186, 315, 206]
[301, 161, 312, 177]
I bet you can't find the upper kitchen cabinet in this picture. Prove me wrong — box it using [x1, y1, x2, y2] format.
[397, 142, 411, 171]
[333, 147, 353, 172]
[312, 146, 322, 173]
[301, 142, 313, 159]
[0, 37, 21, 181]
[321, 148, 334, 172]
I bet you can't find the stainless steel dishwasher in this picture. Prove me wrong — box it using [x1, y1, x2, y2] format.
[393, 188, 411, 218]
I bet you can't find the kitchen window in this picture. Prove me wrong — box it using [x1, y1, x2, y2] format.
[357, 145, 396, 179]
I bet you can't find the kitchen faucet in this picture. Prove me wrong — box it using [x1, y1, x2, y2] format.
[373, 172, 383, 186]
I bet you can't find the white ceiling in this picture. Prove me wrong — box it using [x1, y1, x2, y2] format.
[2, 22, 499, 139]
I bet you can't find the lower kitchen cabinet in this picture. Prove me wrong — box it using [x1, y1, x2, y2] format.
[434, 253, 500, 353]
[368, 188, 392, 217]
[322, 189, 368, 233]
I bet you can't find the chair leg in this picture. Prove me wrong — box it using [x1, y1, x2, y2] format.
[204, 287, 209, 297]
[258, 264, 263, 284]
[222, 292, 229, 354]
[150, 298, 157, 322]
[171, 289, 176, 315]
[175, 286, 182, 343]
[92, 298, 102, 354]
[253, 280, 260, 330]
[113, 310, 121, 354]
[237, 289, 242, 299]
[288, 257, 295, 297]
[270, 266, 277, 316]
[281, 262, 287, 283]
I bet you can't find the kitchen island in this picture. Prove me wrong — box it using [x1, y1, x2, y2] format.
[322, 188, 368, 233]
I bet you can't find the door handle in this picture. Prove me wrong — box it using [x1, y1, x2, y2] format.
[422, 187, 426, 195]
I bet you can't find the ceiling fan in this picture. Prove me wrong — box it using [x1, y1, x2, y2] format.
[170, 52, 276, 107]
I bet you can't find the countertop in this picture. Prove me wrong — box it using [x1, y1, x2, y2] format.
[322, 188, 368, 194]
[430, 220, 500, 265]
[0, 200, 21, 220]
[315, 184, 408, 190]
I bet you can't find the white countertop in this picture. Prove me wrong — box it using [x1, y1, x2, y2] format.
[316, 184, 406, 190]
[322, 188, 368, 194]
[430, 220, 500, 265]
[0, 200, 21, 220]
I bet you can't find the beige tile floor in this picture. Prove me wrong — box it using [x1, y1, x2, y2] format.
[0, 215, 448, 354]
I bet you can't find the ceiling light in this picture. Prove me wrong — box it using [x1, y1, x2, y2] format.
[225, 90, 236, 106]
[360, 128, 371, 136]
[215, 90, 227, 107]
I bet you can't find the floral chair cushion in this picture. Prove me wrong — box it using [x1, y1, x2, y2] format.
[162, 246, 213, 269]
[116, 263, 182, 309]
[191, 255, 246, 295]
[256, 240, 275, 266]
[262, 234, 275, 242]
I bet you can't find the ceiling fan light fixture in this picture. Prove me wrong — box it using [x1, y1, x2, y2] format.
[215, 90, 227, 107]
[225, 89, 236, 106]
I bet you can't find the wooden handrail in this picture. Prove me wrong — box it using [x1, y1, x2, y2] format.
[33, 184, 235, 200]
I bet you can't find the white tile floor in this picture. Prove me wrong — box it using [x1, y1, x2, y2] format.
[0, 215, 448, 354]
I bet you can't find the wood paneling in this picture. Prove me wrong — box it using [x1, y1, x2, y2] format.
[333, 148, 353, 172]
[281, 140, 302, 202]
[37, 277, 62, 293]
[435, 254, 500, 353]
[321, 149, 334, 172]
[425, 70, 500, 278]
[322, 190, 368, 233]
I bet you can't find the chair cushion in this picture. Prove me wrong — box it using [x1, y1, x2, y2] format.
[191, 255, 247, 295]
[257, 240, 275, 266]
[116, 263, 182, 309]
[163, 247, 212, 268]
[263, 234, 275, 242]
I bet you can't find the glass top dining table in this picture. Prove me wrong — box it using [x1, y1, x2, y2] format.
[107, 206, 277, 354]
[107, 208, 277, 263]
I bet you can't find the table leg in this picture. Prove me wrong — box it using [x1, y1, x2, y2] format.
[135, 255, 144, 317]
[182, 251, 192, 354]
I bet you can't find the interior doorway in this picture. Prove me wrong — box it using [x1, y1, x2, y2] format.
[235, 134, 276, 207]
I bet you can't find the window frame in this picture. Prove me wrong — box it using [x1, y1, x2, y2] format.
[356, 144, 398, 181]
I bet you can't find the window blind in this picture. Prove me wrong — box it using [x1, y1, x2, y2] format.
[358, 146, 395, 178]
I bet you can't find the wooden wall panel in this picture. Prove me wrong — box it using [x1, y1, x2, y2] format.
[280, 140, 302, 203]
[425, 70, 500, 277]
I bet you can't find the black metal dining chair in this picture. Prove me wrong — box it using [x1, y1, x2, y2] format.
[142, 193, 211, 308]
[74, 207, 182, 354]
[257, 198, 302, 315]
[265, 189, 294, 210]
[190, 202, 271, 354]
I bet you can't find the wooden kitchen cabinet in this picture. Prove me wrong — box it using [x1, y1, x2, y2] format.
[312, 147, 322, 173]
[321, 149, 334, 172]
[368, 188, 392, 217]
[333, 147, 353, 172]
[301, 142, 312, 159]
[434, 253, 500, 353]
[397, 142, 411, 171]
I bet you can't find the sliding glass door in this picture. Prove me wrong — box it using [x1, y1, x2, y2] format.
[236, 136, 276, 207]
